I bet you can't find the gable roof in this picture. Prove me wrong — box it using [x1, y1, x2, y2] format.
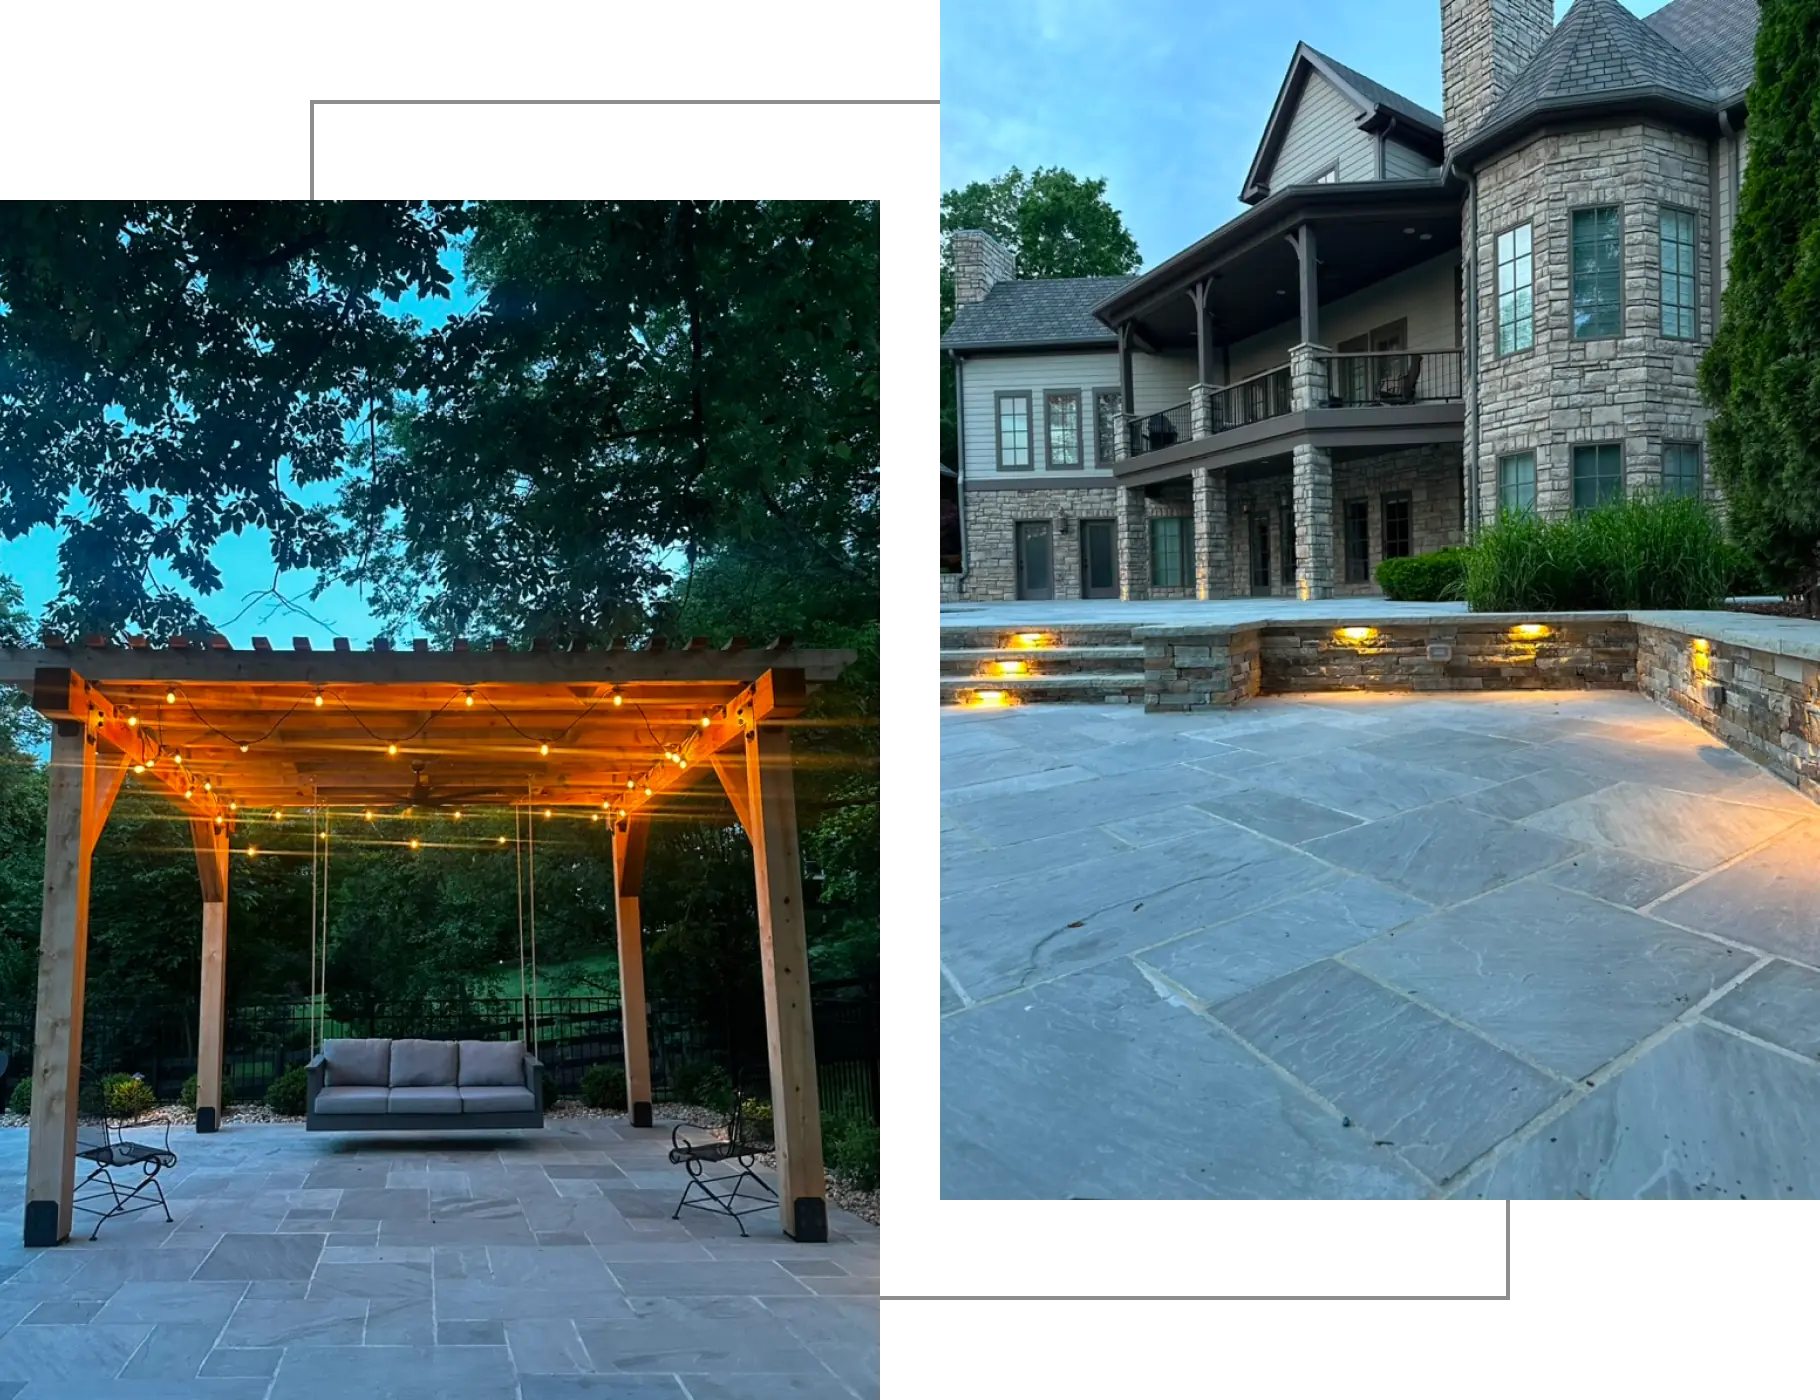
[940, 277, 1132, 353]
[1643, 0, 1759, 100]
[1451, 0, 1754, 170]
[1241, 42, 1444, 204]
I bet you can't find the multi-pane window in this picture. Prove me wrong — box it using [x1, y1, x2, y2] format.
[1343, 499, 1370, 583]
[1499, 452, 1537, 515]
[1149, 516, 1192, 589]
[1660, 208, 1697, 340]
[1663, 442, 1702, 498]
[995, 392, 1031, 470]
[1571, 207, 1622, 338]
[1382, 495, 1412, 559]
[1045, 391, 1081, 469]
[1496, 224, 1534, 355]
[1092, 389, 1121, 468]
[1573, 443, 1624, 510]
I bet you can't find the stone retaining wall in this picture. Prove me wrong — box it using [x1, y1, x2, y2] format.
[1260, 620, 1637, 694]
[1638, 625, 1820, 801]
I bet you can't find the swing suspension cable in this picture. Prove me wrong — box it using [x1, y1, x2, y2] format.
[318, 804, 331, 1049]
[514, 803, 528, 1049]
[527, 786, 540, 1060]
[309, 798, 320, 1052]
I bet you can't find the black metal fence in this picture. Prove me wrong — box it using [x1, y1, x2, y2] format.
[1126, 400, 1192, 458]
[0, 980, 879, 1122]
[1317, 348, 1463, 407]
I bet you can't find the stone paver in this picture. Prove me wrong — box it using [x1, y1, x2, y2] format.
[0, 1120, 876, 1396]
[943, 690, 1820, 1199]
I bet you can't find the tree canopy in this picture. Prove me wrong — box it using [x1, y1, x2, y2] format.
[1699, 0, 1820, 593]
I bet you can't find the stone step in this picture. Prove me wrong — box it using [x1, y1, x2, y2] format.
[939, 645, 1145, 677]
[940, 672, 1146, 707]
[938, 623, 1139, 651]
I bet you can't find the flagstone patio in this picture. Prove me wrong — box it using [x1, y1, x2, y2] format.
[0, 1118, 877, 1398]
[941, 688, 1820, 1200]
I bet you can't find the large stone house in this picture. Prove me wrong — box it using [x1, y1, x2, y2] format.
[940, 0, 1759, 603]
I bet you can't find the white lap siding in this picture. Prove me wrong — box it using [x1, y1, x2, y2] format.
[1269, 72, 1376, 188]
[959, 350, 1198, 479]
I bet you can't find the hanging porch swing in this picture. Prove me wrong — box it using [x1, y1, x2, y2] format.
[303, 798, 546, 1132]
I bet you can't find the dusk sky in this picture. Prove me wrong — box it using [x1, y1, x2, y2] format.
[941, 0, 1676, 267]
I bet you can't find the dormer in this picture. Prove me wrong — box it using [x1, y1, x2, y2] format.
[1240, 43, 1447, 204]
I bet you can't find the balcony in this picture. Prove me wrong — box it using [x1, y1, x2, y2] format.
[1312, 348, 1462, 408]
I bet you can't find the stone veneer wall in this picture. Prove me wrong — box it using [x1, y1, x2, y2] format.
[939, 572, 962, 603]
[1259, 620, 1636, 694]
[1141, 631, 1259, 711]
[1638, 625, 1820, 801]
[1228, 474, 1296, 599]
[1468, 124, 1717, 524]
[1441, 0, 1554, 147]
[958, 485, 1118, 602]
[1330, 444, 1466, 595]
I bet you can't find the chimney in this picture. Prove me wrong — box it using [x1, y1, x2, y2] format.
[950, 229, 1016, 308]
[1441, 0, 1554, 151]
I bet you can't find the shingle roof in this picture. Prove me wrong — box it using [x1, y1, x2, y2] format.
[1305, 45, 1444, 133]
[1644, 0, 1759, 99]
[939, 277, 1133, 352]
[1494, 0, 1715, 118]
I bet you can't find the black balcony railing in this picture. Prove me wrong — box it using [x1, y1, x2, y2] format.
[1317, 348, 1462, 407]
[1212, 366, 1294, 432]
[1126, 400, 1191, 457]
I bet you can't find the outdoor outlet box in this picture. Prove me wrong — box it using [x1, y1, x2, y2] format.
[1699, 681, 1726, 710]
[1427, 643, 1453, 661]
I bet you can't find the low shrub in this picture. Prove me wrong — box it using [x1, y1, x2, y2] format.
[7, 1078, 29, 1115]
[822, 1112, 879, 1191]
[580, 1064, 628, 1112]
[264, 1067, 309, 1116]
[668, 1062, 733, 1113]
[1376, 547, 1469, 601]
[1463, 495, 1731, 612]
[179, 1073, 233, 1112]
[543, 1073, 561, 1107]
[742, 1099, 775, 1146]
[102, 1073, 157, 1120]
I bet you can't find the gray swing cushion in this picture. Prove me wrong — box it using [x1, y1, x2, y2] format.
[390, 1039, 459, 1088]
[459, 1040, 527, 1087]
[322, 1038, 392, 1087]
[460, 1085, 536, 1114]
[388, 1085, 463, 1114]
[314, 1085, 391, 1115]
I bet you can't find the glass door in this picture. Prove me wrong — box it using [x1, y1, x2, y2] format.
[1079, 519, 1117, 598]
[1015, 521, 1053, 600]
[1249, 514, 1272, 595]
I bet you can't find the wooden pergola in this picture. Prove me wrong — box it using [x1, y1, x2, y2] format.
[0, 632, 855, 1248]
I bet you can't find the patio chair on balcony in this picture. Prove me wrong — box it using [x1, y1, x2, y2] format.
[73, 1069, 177, 1240]
[1145, 413, 1178, 451]
[1376, 353, 1423, 404]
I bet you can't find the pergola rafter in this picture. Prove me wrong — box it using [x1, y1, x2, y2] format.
[1, 633, 855, 1248]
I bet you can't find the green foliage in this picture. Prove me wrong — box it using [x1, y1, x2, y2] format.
[1462, 496, 1731, 612]
[822, 1112, 879, 1191]
[667, 1062, 733, 1111]
[180, 1073, 233, 1112]
[102, 1073, 157, 1120]
[743, 1099, 774, 1146]
[939, 167, 1142, 468]
[8, 1077, 30, 1114]
[1375, 548, 1470, 602]
[264, 1067, 309, 1116]
[1700, 0, 1820, 590]
[580, 1064, 628, 1112]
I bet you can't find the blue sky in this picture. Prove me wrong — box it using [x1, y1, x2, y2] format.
[0, 242, 481, 645]
[941, 0, 1674, 268]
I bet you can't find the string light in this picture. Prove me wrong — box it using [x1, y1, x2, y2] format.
[701, 716, 711, 728]
[409, 838, 421, 851]
[452, 810, 462, 821]
[542, 809, 552, 819]
[165, 689, 176, 704]
[229, 801, 238, 812]
[625, 780, 634, 790]
[273, 809, 283, 822]
[184, 787, 193, 799]
[590, 813, 600, 822]
[247, 845, 259, 859]
[364, 810, 374, 822]
[539, 743, 550, 756]
[127, 715, 138, 728]
[144, 756, 155, 769]
[173, 753, 183, 766]
[496, 836, 507, 846]
[643, 785, 653, 797]
[133, 763, 146, 775]
[313, 690, 324, 708]
[203, 781, 212, 792]
[387, 743, 398, 756]
[239, 743, 249, 753]
[463, 689, 474, 708]
[612, 693, 623, 707]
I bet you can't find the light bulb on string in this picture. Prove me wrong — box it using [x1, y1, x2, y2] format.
[643, 785, 653, 797]
[165, 689, 175, 704]
[409, 838, 421, 851]
[496, 836, 507, 846]
[240, 743, 249, 753]
[543, 809, 552, 819]
[452, 810, 462, 821]
[247, 845, 259, 859]
[273, 809, 283, 822]
[127, 714, 138, 728]
[463, 689, 474, 708]
[612, 693, 623, 707]
[364, 809, 374, 822]
[313, 690, 324, 708]
[132, 763, 146, 775]
[539, 743, 550, 756]
[173, 753, 183, 766]
[203, 781, 212, 793]
[701, 716, 711, 729]
[144, 756, 155, 769]
[229, 801, 238, 812]
[387, 743, 398, 757]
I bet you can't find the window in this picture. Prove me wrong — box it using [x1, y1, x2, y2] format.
[1092, 388, 1121, 468]
[1149, 516, 1192, 588]
[1663, 442, 1702, 498]
[1343, 499, 1370, 583]
[1281, 506, 1296, 586]
[1571, 206, 1622, 339]
[1498, 452, 1537, 515]
[1045, 390, 1081, 469]
[1250, 515, 1271, 589]
[1496, 224, 1534, 355]
[1660, 208, 1697, 340]
[1573, 443, 1624, 510]
[1382, 494, 1412, 559]
[1313, 165, 1339, 185]
[995, 392, 1031, 470]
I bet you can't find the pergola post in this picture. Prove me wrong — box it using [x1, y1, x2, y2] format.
[190, 819, 230, 1133]
[24, 720, 98, 1247]
[611, 816, 653, 1128]
[740, 717, 827, 1242]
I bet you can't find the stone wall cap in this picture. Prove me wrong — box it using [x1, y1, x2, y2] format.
[1633, 611, 1820, 666]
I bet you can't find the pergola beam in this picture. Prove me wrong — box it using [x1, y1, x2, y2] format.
[31, 668, 224, 823]
[618, 669, 809, 824]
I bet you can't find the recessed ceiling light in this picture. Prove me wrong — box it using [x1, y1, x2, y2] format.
[1419, 232, 1433, 241]
[1275, 288, 1287, 296]
[1403, 226, 1415, 234]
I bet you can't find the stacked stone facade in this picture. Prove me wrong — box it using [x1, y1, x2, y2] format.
[1468, 124, 1718, 523]
[1441, 0, 1553, 146]
[950, 230, 1016, 308]
[1261, 619, 1637, 693]
[955, 485, 1118, 602]
[1330, 444, 1466, 594]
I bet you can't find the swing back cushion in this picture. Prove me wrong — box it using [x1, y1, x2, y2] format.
[459, 1040, 528, 1087]
[390, 1039, 459, 1088]
[322, 1038, 392, 1087]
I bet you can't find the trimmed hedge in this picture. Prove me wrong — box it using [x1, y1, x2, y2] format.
[823, 1112, 879, 1191]
[580, 1064, 628, 1112]
[102, 1073, 156, 1119]
[264, 1067, 309, 1116]
[7, 1078, 29, 1115]
[1376, 547, 1469, 601]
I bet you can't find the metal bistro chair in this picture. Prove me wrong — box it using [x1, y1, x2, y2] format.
[74, 1069, 177, 1240]
[1376, 352, 1424, 404]
[667, 1075, 777, 1236]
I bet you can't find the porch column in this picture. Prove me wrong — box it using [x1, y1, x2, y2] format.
[1116, 485, 1149, 601]
[741, 715, 827, 1242]
[24, 721, 97, 1247]
[1190, 279, 1215, 388]
[1292, 443, 1335, 601]
[611, 816, 654, 1128]
[1189, 384, 1214, 439]
[1292, 224, 1319, 346]
[190, 818, 230, 1134]
[1193, 468, 1231, 600]
[1114, 323, 1136, 463]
